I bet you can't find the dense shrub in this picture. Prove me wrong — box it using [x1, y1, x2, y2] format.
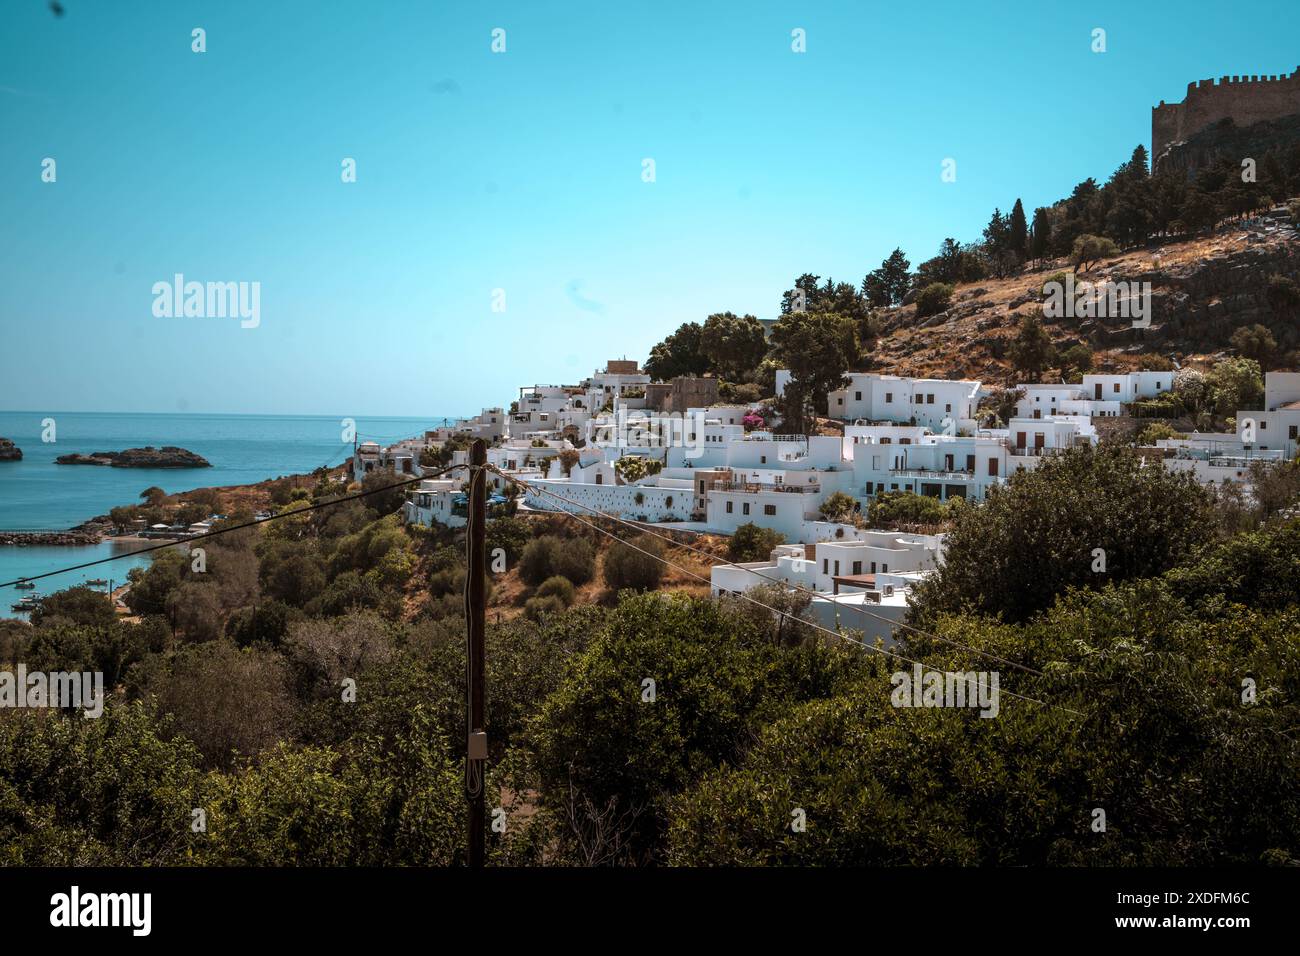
[914, 282, 954, 318]
[727, 523, 786, 562]
[603, 535, 666, 592]
[518, 534, 596, 586]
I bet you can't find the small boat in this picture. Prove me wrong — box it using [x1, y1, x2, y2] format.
[85, 578, 108, 587]
[10, 595, 41, 612]
[14, 580, 36, 590]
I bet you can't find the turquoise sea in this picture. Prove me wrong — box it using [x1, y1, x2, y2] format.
[0, 411, 455, 613]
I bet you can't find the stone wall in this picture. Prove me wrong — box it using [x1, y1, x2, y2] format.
[1153, 68, 1300, 166]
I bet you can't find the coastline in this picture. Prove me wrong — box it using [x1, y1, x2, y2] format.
[0, 463, 351, 548]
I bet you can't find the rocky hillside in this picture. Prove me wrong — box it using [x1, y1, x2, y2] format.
[869, 204, 1300, 383]
[1160, 113, 1300, 180]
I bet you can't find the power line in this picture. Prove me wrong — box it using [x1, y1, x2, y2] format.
[0, 464, 467, 590]
[494, 469, 1075, 715]
[497, 468, 1044, 680]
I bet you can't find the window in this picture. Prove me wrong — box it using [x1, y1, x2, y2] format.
[1260, 421, 1267, 430]
[595, 474, 602, 484]
[855, 391, 862, 401]
[725, 500, 733, 513]
[764, 504, 776, 516]
[927, 394, 935, 404]
[1113, 383, 1120, 393]
[742, 503, 750, 515]
[988, 457, 998, 477]
[852, 560, 862, 575]
[966, 454, 975, 472]
[885, 392, 893, 403]
[946, 403, 952, 413]
[833, 561, 840, 575]
[915, 394, 924, 404]
[837, 397, 843, 406]
[760, 455, 766, 464]
[881, 563, 888, 573]
[1290, 425, 1298, 440]
[823, 559, 828, 574]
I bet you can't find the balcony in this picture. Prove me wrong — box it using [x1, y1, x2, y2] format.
[709, 480, 821, 494]
[1004, 443, 1067, 457]
[889, 469, 975, 481]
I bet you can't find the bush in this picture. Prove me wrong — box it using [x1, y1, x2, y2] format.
[518, 534, 596, 586]
[1071, 233, 1120, 272]
[603, 535, 666, 592]
[524, 595, 567, 621]
[1041, 271, 1068, 296]
[866, 491, 950, 527]
[1058, 343, 1094, 376]
[535, 575, 576, 606]
[1137, 422, 1179, 445]
[914, 282, 954, 318]
[909, 446, 1214, 625]
[1265, 274, 1300, 314]
[727, 523, 785, 562]
[817, 491, 857, 523]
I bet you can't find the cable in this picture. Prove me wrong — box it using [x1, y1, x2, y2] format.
[496, 468, 1044, 679]
[501, 477, 1074, 714]
[0, 464, 467, 590]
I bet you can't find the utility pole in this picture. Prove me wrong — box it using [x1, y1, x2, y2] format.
[465, 438, 488, 868]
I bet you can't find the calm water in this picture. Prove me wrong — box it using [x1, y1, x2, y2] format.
[0, 410, 456, 614]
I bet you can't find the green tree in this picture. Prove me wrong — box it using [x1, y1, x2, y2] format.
[1009, 313, 1057, 379]
[1029, 207, 1052, 265]
[727, 522, 785, 562]
[1230, 324, 1277, 365]
[909, 446, 1214, 624]
[603, 535, 666, 592]
[861, 248, 911, 308]
[524, 592, 862, 863]
[1208, 357, 1265, 415]
[769, 311, 857, 433]
[644, 322, 708, 381]
[700, 312, 767, 381]
[817, 491, 857, 523]
[519, 534, 596, 587]
[914, 283, 954, 318]
[1071, 233, 1120, 273]
[1008, 198, 1029, 261]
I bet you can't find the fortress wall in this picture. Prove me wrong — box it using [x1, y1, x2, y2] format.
[1152, 68, 1300, 163]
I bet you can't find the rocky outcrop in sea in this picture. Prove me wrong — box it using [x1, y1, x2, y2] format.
[0, 438, 21, 462]
[55, 446, 212, 468]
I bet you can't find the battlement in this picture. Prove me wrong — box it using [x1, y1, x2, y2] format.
[1152, 67, 1300, 166]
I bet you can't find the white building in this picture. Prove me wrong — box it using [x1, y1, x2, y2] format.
[1081, 371, 1174, 404]
[1237, 371, 1300, 461]
[710, 537, 942, 642]
[828, 373, 982, 432]
[351, 441, 418, 483]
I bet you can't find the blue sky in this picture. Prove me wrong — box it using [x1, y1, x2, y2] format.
[2, 0, 1297, 417]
